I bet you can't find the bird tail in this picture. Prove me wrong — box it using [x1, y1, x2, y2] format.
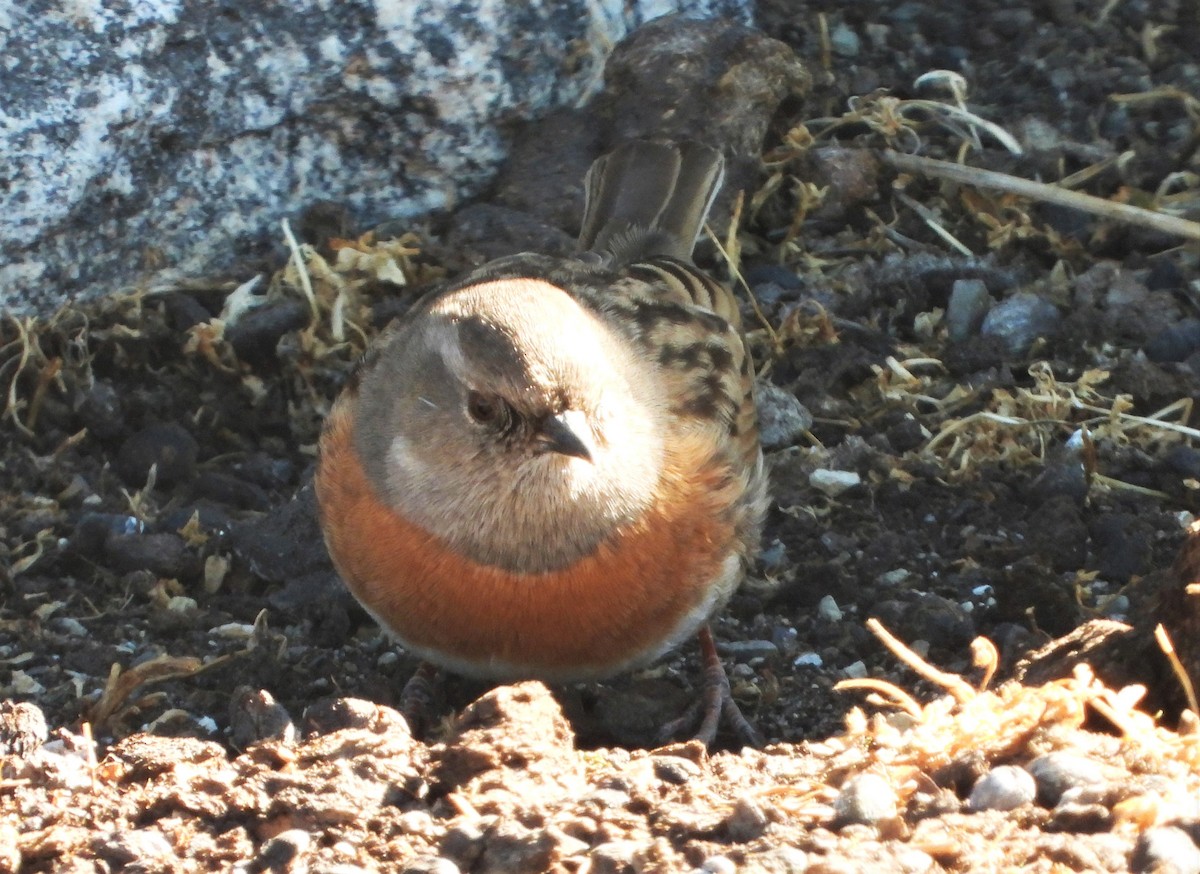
[578, 140, 725, 265]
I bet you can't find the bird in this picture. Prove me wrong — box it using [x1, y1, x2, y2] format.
[314, 139, 769, 746]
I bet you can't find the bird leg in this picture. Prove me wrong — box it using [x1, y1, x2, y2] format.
[659, 625, 764, 748]
[399, 660, 440, 736]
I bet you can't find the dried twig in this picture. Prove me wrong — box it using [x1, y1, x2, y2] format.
[882, 150, 1200, 242]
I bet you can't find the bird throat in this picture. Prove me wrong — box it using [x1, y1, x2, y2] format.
[386, 439, 663, 575]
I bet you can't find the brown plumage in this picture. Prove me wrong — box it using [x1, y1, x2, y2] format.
[315, 140, 768, 745]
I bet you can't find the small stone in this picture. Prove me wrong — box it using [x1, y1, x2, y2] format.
[834, 773, 898, 825]
[744, 846, 808, 873]
[1048, 802, 1113, 833]
[653, 756, 702, 786]
[968, 765, 1037, 811]
[980, 292, 1061, 357]
[817, 595, 843, 622]
[0, 700, 48, 756]
[1145, 319, 1200, 363]
[403, 857, 461, 874]
[440, 819, 487, 867]
[842, 660, 867, 679]
[725, 795, 769, 842]
[945, 278, 992, 341]
[700, 856, 737, 874]
[756, 382, 813, 450]
[93, 828, 175, 867]
[828, 22, 861, 56]
[103, 531, 192, 577]
[254, 829, 311, 871]
[717, 639, 779, 660]
[226, 299, 311, 364]
[114, 423, 199, 488]
[302, 697, 408, 737]
[1131, 827, 1200, 874]
[73, 379, 124, 440]
[229, 687, 296, 749]
[809, 469, 861, 497]
[1028, 752, 1106, 807]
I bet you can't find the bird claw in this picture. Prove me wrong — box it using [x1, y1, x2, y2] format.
[657, 626, 764, 749]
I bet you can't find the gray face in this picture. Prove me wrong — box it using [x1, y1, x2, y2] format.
[353, 279, 668, 574]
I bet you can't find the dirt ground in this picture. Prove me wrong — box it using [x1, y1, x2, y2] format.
[4, 2, 1200, 871]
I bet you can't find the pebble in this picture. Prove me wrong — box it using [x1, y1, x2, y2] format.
[229, 687, 296, 749]
[73, 379, 124, 439]
[114, 423, 199, 488]
[1145, 319, 1200, 363]
[1131, 827, 1200, 874]
[403, 857, 461, 874]
[829, 22, 861, 57]
[0, 700, 48, 756]
[817, 594, 843, 622]
[809, 469, 861, 496]
[95, 828, 175, 867]
[756, 382, 813, 450]
[794, 652, 822, 668]
[1029, 752, 1105, 807]
[1048, 802, 1112, 833]
[103, 531, 192, 577]
[834, 773, 898, 825]
[771, 625, 799, 655]
[724, 795, 769, 842]
[742, 846, 808, 873]
[253, 829, 311, 870]
[980, 292, 1061, 356]
[698, 855, 737, 874]
[653, 756, 701, 786]
[968, 765, 1037, 811]
[945, 278, 992, 341]
[226, 298, 310, 364]
[718, 639, 779, 660]
[842, 660, 867, 679]
[1167, 445, 1200, 479]
[51, 616, 88, 637]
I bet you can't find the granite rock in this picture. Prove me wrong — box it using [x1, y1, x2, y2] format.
[3, 0, 751, 314]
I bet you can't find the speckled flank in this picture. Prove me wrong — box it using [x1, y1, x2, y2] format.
[1, 0, 752, 314]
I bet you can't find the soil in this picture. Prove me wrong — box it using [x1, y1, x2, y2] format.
[4, 2, 1200, 871]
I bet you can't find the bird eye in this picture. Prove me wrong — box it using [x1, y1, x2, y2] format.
[466, 391, 506, 426]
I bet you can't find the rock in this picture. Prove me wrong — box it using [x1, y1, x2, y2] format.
[228, 688, 296, 749]
[757, 382, 814, 449]
[114, 423, 199, 488]
[1028, 752, 1107, 807]
[945, 278, 992, 342]
[833, 773, 898, 825]
[3, 0, 753, 314]
[0, 701, 48, 757]
[980, 292, 1061, 357]
[724, 796, 770, 842]
[252, 829, 312, 872]
[1146, 319, 1200, 362]
[1131, 827, 1200, 874]
[103, 531, 193, 578]
[968, 765, 1037, 812]
[809, 469, 862, 496]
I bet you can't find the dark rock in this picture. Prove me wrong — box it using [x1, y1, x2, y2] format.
[226, 299, 311, 364]
[103, 531, 193, 577]
[114, 423, 199, 488]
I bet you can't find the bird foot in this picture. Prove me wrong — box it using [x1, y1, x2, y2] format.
[657, 626, 764, 748]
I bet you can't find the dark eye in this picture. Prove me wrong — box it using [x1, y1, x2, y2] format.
[467, 391, 507, 427]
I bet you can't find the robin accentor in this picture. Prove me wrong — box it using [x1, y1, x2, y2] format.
[315, 140, 768, 746]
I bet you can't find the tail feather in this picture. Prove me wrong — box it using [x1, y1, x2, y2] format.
[578, 141, 725, 265]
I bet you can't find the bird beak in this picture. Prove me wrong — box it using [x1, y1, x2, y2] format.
[537, 410, 593, 462]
